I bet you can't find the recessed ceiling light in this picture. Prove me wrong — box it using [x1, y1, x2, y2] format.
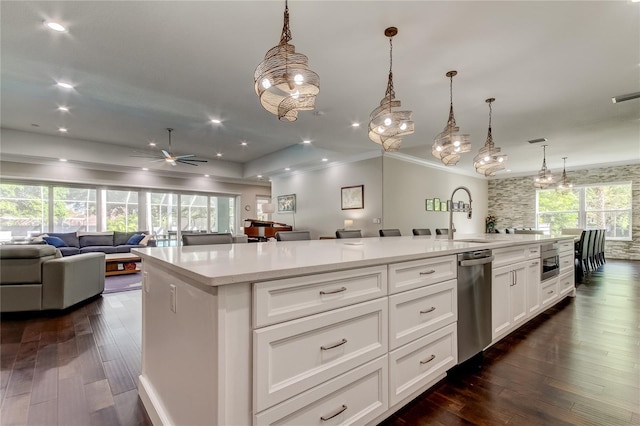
[204, 174, 210, 178]
[148, 142, 156, 147]
[351, 123, 360, 128]
[211, 119, 221, 124]
[56, 82, 73, 89]
[257, 175, 263, 178]
[285, 167, 291, 171]
[45, 21, 66, 32]
[216, 153, 222, 157]
[302, 140, 311, 144]
[142, 168, 149, 171]
[59, 158, 67, 162]
[58, 106, 69, 112]
[241, 141, 248, 146]
[58, 127, 68, 132]
[321, 158, 328, 162]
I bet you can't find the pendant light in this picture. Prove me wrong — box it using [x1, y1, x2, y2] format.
[254, 0, 319, 122]
[432, 70, 470, 166]
[368, 27, 414, 152]
[534, 144, 555, 189]
[474, 98, 507, 176]
[557, 157, 573, 190]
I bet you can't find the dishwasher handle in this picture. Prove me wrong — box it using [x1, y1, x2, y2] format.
[459, 255, 494, 267]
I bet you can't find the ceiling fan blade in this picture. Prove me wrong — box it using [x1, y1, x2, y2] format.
[175, 154, 195, 159]
[179, 158, 208, 162]
[161, 149, 172, 159]
[177, 159, 199, 166]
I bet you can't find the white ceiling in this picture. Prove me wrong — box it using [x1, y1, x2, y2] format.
[1, 1, 639, 182]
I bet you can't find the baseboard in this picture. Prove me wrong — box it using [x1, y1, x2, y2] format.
[138, 375, 172, 426]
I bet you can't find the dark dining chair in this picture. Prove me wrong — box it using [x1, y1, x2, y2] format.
[435, 228, 449, 235]
[275, 231, 311, 241]
[182, 233, 233, 246]
[412, 228, 431, 236]
[379, 229, 401, 237]
[335, 230, 362, 239]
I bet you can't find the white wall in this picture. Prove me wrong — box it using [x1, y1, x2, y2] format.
[382, 156, 489, 236]
[270, 157, 383, 239]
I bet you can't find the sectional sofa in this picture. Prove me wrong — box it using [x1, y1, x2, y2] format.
[36, 230, 154, 256]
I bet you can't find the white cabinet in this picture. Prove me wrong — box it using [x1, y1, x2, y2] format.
[492, 261, 527, 340]
[541, 277, 559, 307]
[525, 258, 541, 316]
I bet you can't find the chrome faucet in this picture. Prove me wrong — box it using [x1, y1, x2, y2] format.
[448, 186, 472, 240]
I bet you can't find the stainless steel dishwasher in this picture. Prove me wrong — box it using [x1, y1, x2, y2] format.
[457, 249, 494, 364]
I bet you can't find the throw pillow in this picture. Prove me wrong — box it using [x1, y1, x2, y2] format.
[43, 235, 68, 248]
[126, 233, 145, 245]
[139, 234, 152, 246]
[32, 233, 49, 243]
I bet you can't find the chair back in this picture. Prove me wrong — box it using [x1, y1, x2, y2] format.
[580, 230, 593, 261]
[275, 231, 311, 241]
[335, 230, 362, 239]
[412, 228, 431, 236]
[435, 228, 449, 235]
[182, 233, 233, 246]
[379, 229, 401, 237]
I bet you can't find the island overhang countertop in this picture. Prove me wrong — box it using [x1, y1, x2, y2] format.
[133, 234, 570, 287]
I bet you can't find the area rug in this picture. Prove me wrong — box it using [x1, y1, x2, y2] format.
[104, 273, 142, 294]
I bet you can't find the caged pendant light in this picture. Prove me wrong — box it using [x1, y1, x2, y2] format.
[474, 98, 507, 176]
[557, 157, 573, 190]
[432, 71, 471, 166]
[254, 0, 319, 122]
[534, 144, 555, 189]
[368, 27, 414, 152]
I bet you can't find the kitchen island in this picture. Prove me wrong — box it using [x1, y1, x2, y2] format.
[133, 234, 575, 425]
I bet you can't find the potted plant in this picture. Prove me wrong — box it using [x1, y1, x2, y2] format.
[486, 215, 497, 233]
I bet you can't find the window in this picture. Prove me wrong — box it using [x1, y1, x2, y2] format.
[537, 183, 632, 240]
[256, 196, 272, 222]
[53, 186, 97, 232]
[105, 189, 139, 232]
[0, 183, 50, 237]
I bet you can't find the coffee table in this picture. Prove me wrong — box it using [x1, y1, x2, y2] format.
[105, 253, 141, 277]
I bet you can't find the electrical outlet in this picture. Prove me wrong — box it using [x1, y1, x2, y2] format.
[169, 284, 177, 313]
[373, 218, 381, 224]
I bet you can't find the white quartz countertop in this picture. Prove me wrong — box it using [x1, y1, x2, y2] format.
[133, 234, 571, 287]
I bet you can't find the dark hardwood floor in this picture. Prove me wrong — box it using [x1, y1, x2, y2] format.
[1, 260, 638, 425]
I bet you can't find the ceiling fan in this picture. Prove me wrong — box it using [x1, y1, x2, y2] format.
[134, 128, 208, 167]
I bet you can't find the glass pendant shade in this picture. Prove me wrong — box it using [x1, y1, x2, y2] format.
[474, 98, 507, 176]
[432, 71, 470, 166]
[368, 27, 414, 152]
[533, 144, 555, 189]
[557, 157, 573, 190]
[254, 1, 319, 122]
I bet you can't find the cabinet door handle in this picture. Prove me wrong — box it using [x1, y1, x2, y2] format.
[321, 338, 347, 351]
[420, 354, 436, 365]
[419, 269, 436, 275]
[547, 290, 554, 294]
[319, 287, 346, 295]
[420, 307, 436, 314]
[531, 261, 539, 266]
[320, 404, 348, 421]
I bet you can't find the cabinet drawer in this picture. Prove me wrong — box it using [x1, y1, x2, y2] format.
[558, 272, 574, 297]
[254, 298, 388, 411]
[389, 279, 456, 350]
[559, 253, 574, 275]
[541, 277, 559, 307]
[493, 245, 533, 268]
[389, 323, 457, 406]
[255, 357, 388, 426]
[388, 256, 456, 294]
[526, 244, 540, 259]
[253, 266, 387, 327]
[558, 239, 575, 254]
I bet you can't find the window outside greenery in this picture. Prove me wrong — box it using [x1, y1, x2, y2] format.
[0, 183, 50, 236]
[52, 187, 97, 232]
[105, 190, 139, 232]
[537, 183, 631, 239]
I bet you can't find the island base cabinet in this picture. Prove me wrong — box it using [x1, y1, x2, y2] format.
[254, 357, 388, 426]
[388, 323, 457, 406]
[541, 277, 559, 307]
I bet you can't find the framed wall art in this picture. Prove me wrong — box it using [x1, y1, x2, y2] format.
[341, 185, 364, 210]
[277, 194, 296, 213]
[426, 199, 434, 211]
[441, 200, 448, 211]
[433, 198, 441, 211]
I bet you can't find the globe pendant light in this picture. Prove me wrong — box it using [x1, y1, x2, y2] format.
[368, 27, 414, 152]
[432, 71, 471, 166]
[534, 144, 555, 189]
[557, 157, 573, 190]
[254, 0, 319, 122]
[474, 98, 507, 176]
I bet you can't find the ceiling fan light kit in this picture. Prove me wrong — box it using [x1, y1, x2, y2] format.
[254, 0, 320, 122]
[368, 26, 415, 152]
[158, 128, 208, 167]
[432, 70, 471, 166]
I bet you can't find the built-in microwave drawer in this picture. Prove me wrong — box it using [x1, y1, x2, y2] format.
[388, 279, 457, 350]
[388, 323, 457, 406]
[254, 298, 388, 412]
[559, 253, 574, 275]
[254, 356, 388, 425]
[253, 265, 387, 327]
[388, 255, 456, 294]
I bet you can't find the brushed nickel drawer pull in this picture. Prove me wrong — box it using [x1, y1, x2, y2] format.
[547, 290, 554, 294]
[419, 270, 436, 275]
[420, 306, 436, 314]
[320, 404, 348, 421]
[321, 338, 347, 351]
[320, 287, 347, 295]
[420, 354, 436, 365]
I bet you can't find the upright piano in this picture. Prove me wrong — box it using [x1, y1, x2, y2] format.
[244, 219, 292, 241]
